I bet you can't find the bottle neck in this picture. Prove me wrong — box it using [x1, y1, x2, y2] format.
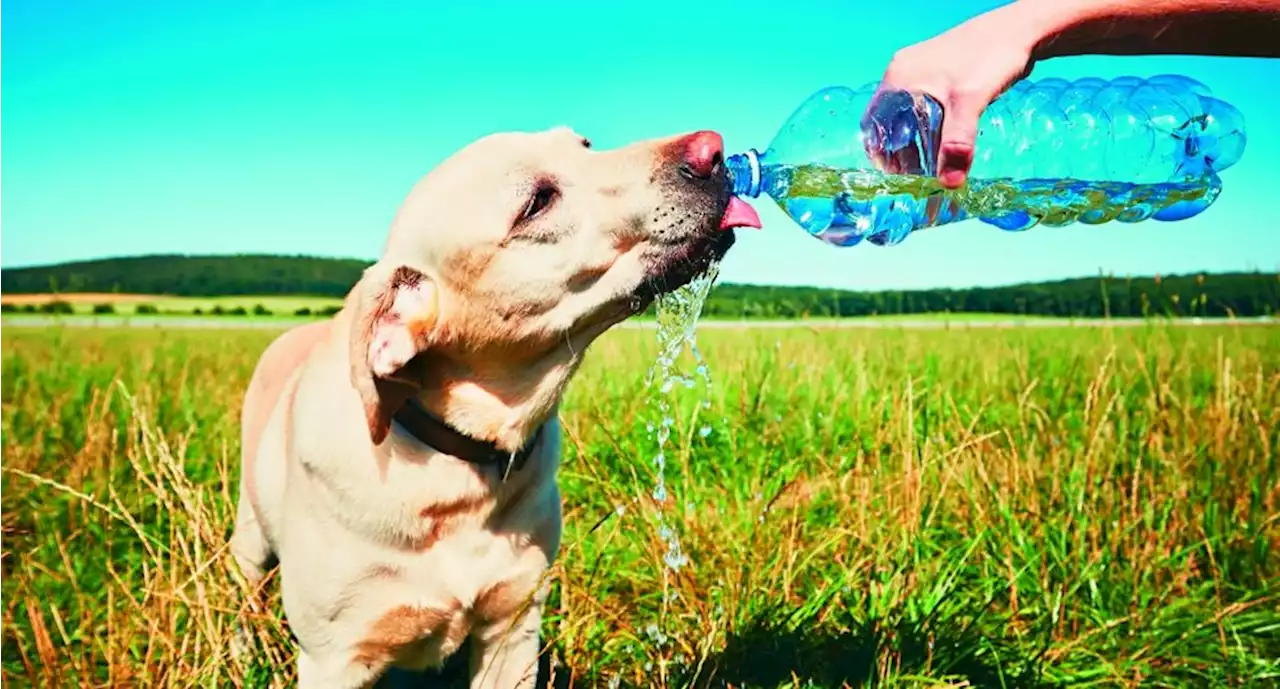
[725, 150, 763, 198]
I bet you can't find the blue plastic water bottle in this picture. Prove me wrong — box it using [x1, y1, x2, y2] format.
[724, 75, 1247, 247]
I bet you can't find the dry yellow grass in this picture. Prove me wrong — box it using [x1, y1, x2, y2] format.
[0, 293, 158, 305]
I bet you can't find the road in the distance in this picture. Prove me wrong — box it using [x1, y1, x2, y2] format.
[3, 315, 1275, 331]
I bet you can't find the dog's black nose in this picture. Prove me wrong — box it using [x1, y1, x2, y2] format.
[678, 130, 724, 181]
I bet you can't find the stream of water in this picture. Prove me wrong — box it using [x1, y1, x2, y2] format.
[644, 260, 721, 574]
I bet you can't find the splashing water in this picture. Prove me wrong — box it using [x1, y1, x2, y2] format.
[644, 260, 721, 575]
[634, 261, 722, 686]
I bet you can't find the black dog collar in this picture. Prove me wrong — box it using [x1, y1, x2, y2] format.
[392, 398, 542, 481]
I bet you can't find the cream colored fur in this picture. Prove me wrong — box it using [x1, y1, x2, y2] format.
[230, 127, 738, 688]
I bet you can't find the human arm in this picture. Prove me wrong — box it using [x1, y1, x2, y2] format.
[874, 0, 1280, 188]
[1030, 0, 1280, 60]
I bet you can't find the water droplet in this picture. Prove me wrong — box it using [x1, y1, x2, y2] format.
[698, 425, 712, 438]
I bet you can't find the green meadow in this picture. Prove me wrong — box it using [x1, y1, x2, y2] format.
[2, 322, 1277, 687]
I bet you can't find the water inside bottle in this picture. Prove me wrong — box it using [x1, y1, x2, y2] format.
[769, 163, 1221, 247]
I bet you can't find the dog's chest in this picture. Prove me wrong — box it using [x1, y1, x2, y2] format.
[294, 429, 493, 537]
[353, 522, 544, 671]
[284, 408, 560, 670]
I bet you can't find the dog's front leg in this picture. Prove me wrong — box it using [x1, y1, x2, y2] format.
[468, 602, 543, 689]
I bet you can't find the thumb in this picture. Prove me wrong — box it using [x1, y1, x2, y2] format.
[937, 92, 987, 189]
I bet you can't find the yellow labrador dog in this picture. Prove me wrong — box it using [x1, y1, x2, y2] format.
[231, 127, 762, 688]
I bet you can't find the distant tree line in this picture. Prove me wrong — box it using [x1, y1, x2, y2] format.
[0, 300, 345, 318]
[0, 254, 370, 297]
[699, 272, 1279, 319]
[2, 254, 1276, 319]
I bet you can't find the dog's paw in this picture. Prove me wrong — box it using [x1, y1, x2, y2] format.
[369, 282, 434, 378]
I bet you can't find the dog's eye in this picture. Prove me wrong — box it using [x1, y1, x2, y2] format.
[521, 184, 558, 222]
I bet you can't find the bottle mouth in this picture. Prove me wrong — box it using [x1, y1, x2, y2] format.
[725, 149, 762, 198]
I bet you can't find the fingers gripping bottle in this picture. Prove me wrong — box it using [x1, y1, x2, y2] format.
[724, 75, 1246, 248]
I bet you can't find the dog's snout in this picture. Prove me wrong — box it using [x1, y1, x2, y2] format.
[677, 130, 724, 181]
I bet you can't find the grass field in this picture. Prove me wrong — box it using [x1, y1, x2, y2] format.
[0, 293, 1064, 325]
[2, 322, 1277, 688]
[0, 293, 344, 316]
[0, 293, 1063, 325]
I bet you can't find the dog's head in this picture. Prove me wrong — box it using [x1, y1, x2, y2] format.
[347, 127, 761, 444]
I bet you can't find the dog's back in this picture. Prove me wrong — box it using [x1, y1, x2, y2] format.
[240, 321, 331, 510]
[231, 319, 332, 601]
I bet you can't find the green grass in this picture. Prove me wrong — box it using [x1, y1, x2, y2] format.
[2, 323, 1277, 687]
[631, 311, 1062, 324]
[793, 311, 1058, 323]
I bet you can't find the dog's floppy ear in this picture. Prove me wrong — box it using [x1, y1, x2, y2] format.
[348, 263, 439, 445]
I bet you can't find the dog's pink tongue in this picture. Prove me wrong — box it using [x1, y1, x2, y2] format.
[720, 197, 762, 231]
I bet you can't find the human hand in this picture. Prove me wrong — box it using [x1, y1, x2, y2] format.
[868, 5, 1042, 188]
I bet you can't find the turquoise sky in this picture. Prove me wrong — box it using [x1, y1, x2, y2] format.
[5, 0, 1278, 290]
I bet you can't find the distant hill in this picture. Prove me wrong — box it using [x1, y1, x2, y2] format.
[0, 254, 371, 298]
[702, 273, 1278, 319]
[2, 254, 1277, 319]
